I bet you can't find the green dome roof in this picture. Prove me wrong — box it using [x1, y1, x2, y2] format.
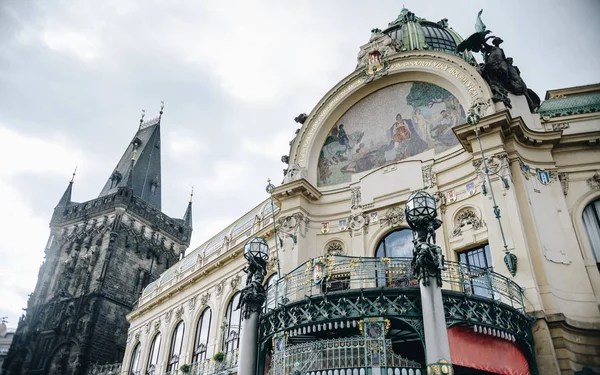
[383, 8, 475, 63]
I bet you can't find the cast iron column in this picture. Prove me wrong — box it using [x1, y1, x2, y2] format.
[237, 238, 269, 375]
[405, 191, 454, 375]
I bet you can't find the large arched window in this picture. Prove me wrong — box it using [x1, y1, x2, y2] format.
[192, 308, 212, 363]
[375, 229, 414, 258]
[146, 333, 161, 375]
[375, 229, 414, 287]
[224, 293, 242, 353]
[583, 199, 600, 269]
[265, 274, 279, 310]
[166, 321, 185, 372]
[128, 343, 141, 375]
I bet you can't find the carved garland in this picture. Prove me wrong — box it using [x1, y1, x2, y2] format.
[450, 208, 485, 237]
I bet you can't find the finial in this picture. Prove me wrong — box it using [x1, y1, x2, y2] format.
[189, 186, 194, 203]
[158, 101, 165, 122]
[70, 166, 77, 183]
[139, 109, 146, 128]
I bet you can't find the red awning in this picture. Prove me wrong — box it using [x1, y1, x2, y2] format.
[448, 326, 530, 375]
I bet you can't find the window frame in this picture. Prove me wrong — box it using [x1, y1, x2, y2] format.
[128, 342, 142, 375]
[166, 321, 185, 373]
[192, 308, 212, 363]
[146, 333, 161, 375]
[223, 292, 242, 353]
[457, 243, 493, 298]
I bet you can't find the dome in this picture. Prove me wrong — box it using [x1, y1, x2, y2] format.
[383, 8, 474, 63]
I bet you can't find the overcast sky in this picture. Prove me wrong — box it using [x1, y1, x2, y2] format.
[1, 0, 599, 327]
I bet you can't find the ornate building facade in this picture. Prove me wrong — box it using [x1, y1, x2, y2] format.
[2, 114, 193, 375]
[119, 7, 600, 375]
[116, 8, 600, 375]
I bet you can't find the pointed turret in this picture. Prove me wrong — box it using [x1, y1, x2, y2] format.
[56, 168, 77, 208]
[183, 187, 193, 229]
[98, 104, 164, 209]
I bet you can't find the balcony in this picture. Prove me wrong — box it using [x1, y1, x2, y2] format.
[260, 256, 532, 359]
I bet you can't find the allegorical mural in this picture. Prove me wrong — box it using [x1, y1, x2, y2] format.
[317, 82, 466, 186]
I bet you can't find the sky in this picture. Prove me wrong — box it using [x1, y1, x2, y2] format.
[0, 0, 599, 327]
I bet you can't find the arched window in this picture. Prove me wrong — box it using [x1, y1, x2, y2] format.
[265, 274, 279, 310]
[166, 321, 185, 373]
[192, 308, 212, 363]
[375, 229, 414, 287]
[129, 343, 141, 375]
[583, 199, 600, 269]
[375, 229, 414, 258]
[224, 293, 242, 353]
[146, 333, 161, 375]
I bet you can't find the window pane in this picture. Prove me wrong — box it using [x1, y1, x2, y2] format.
[583, 200, 600, 263]
[129, 344, 141, 373]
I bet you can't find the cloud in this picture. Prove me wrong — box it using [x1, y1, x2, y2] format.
[0, 0, 599, 329]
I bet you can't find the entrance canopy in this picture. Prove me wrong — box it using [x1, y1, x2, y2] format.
[448, 326, 530, 375]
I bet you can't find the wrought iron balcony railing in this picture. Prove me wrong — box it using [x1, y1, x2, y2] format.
[265, 256, 525, 312]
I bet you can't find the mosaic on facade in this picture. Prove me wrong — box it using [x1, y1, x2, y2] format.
[317, 82, 466, 186]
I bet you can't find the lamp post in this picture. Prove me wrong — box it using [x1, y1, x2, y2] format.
[237, 237, 269, 375]
[405, 191, 454, 375]
[467, 105, 517, 276]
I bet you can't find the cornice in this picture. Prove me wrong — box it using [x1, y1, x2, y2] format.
[273, 178, 321, 202]
[454, 110, 599, 152]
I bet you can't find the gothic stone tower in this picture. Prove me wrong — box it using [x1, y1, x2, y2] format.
[2, 114, 192, 375]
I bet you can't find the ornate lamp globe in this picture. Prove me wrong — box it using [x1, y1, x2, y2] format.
[405, 190, 437, 227]
[244, 237, 270, 262]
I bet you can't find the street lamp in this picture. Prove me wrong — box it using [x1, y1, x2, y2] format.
[237, 237, 270, 375]
[244, 237, 269, 262]
[405, 190, 453, 375]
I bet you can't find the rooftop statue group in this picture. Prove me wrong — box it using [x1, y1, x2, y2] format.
[457, 10, 541, 112]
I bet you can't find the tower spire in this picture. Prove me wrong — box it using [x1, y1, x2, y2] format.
[56, 167, 77, 208]
[183, 186, 193, 229]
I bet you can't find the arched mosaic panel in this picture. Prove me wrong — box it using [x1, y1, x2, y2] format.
[317, 81, 466, 186]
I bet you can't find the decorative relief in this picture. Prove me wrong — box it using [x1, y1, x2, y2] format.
[379, 207, 405, 227]
[473, 152, 510, 182]
[433, 192, 447, 214]
[153, 319, 160, 332]
[278, 213, 309, 238]
[230, 275, 242, 291]
[325, 240, 345, 256]
[164, 310, 172, 324]
[175, 306, 184, 320]
[450, 208, 485, 237]
[267, 253, 278, 272]
[145, 322, 150, 334]
[347, 213, 370, 237]
[200, 292, 211, 306]
[215, 280, 225, 296]
[283, 164, 307, 184]
[587, 173, 600, 190]
[422, 165, 436, 188]
[558, 173, 569, 196]
[188, 296, 197, 311]
[350, 187, 362, 210]
[134, 331, 140, 342]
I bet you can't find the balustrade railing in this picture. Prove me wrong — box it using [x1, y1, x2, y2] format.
[265, 256, 525, 312]
[186, 349, 239, 375]
[270, 337, 423, 375]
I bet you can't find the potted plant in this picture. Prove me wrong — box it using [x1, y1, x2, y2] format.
[213, 351, 225, 362]
[179, 364, 191, 374]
